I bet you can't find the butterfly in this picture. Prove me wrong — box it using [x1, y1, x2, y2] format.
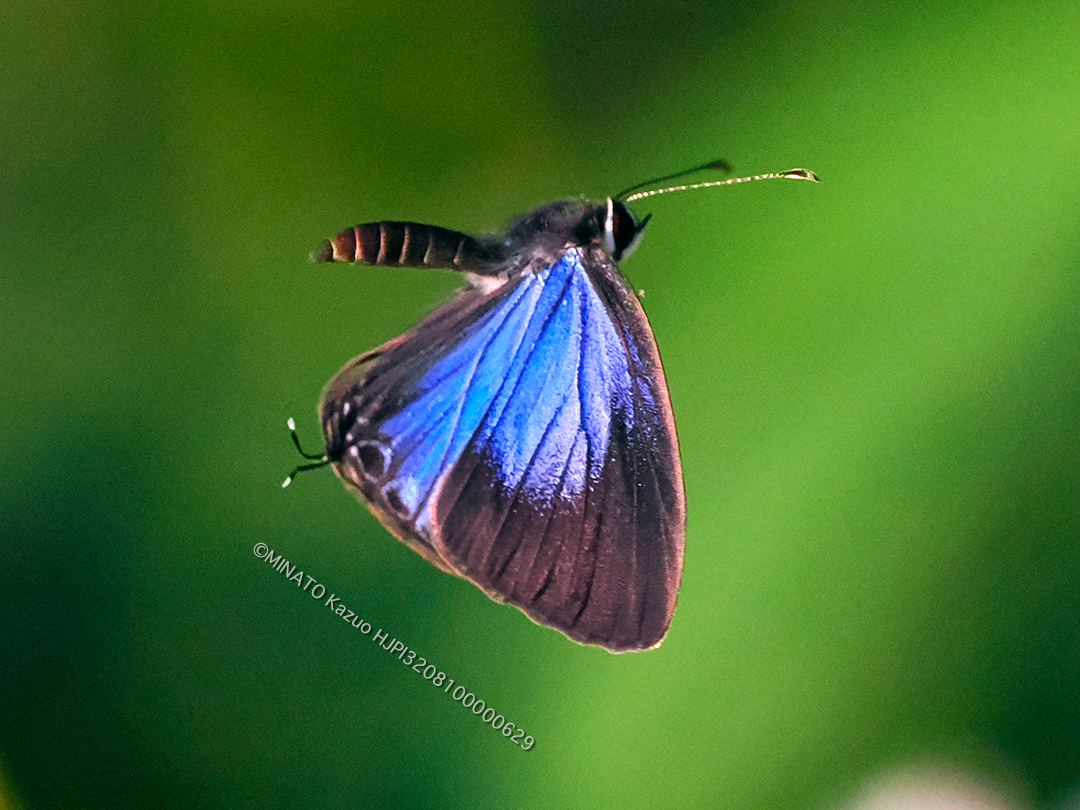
[296, 164, 818, 652]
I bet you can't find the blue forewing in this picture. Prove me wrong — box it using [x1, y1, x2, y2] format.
[313, 197, 685, 651]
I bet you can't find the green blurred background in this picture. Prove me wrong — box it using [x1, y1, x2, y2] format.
[2, 0, 1079, 808]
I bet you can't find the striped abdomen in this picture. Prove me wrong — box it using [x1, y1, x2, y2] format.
[312, 221, 500, 273]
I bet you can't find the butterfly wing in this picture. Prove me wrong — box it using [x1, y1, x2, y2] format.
[321, 245, 684, 651]
[430, 246, 685, 650]
[320, 274, 527, 571]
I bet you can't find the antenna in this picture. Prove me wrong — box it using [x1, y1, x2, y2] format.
[623, 164, 819, 203]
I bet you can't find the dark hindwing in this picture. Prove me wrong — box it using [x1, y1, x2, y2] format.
[321, 244, 684, 651]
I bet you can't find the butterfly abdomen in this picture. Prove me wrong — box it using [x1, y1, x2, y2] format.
[311, 221, 499, 272]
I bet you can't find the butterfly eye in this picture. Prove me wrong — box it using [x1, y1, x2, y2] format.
[605, 199, 649, 260]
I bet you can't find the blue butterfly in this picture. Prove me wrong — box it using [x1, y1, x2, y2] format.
[309, 192, 684, 653]
[300, 166, 817, 651]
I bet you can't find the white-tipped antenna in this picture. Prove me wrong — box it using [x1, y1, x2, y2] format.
[623, 166, 819, 203]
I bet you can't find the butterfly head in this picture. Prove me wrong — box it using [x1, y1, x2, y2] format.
[567, 198, 650, 262]
[603, 198, 650, 260]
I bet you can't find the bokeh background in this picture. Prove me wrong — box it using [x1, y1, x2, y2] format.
[2, 0, 1078, 808]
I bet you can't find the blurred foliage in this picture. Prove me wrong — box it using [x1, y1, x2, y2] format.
[1, 0, 1078, 808]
